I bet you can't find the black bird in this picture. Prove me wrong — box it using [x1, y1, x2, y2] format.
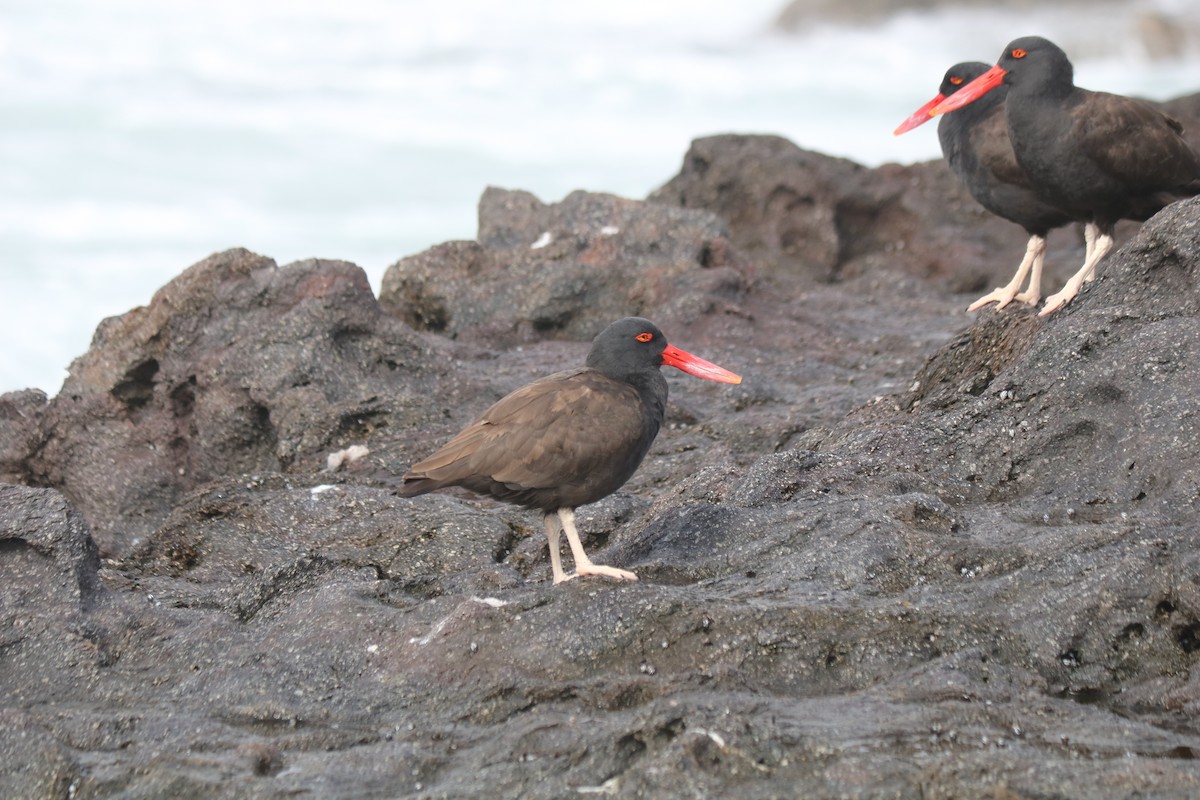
[895, 61, 1077, 311]
[398, 317, 742, 584]
[932, 36, 1200, 315]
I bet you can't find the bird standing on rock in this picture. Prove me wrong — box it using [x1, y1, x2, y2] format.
[397, 317, 742, 584]
[894, 61, 1077, 312]
[930, 36, 1200, 315]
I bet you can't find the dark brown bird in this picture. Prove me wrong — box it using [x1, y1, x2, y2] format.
[397, 317, 742, 584]
[931, 36, 1200, 315]
[895, 61, 1077, 311]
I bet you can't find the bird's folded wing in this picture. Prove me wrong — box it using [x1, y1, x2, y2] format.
[1078, 94, 1199, 191]
[405, 370, 644, 491]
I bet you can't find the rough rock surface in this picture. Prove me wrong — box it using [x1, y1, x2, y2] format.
[11, 250, 474, 557]
[379, 187, 750, 345]
[3, 126, 1200, 797]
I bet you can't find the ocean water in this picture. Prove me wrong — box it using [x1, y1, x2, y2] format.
[3, 0, 1199, 395]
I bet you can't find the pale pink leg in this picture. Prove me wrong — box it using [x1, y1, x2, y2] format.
[968, 234, 1046, 311]
[1082, 223, 1098, 282]
[1040, 224, 1111, 316]
[544, 514, 572, 584]
[558, 508, 637, 583]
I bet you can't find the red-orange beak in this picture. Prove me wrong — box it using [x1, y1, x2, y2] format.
[930, 64, 1007, 116]
[660, 344, 742, 384]
[893, 93, 945, 135]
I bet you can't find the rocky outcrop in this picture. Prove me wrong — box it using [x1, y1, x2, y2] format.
[379, 188, 751, 345]
[2, 135, 1200, 797]
[16, 249, 458, 556]
[0, 483, 100, 610]
[647, 133, 1092, 294]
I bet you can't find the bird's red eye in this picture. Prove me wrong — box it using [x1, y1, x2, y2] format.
[1011, 48, 1027, 59]
[950, 76, 963, 85]
[635, 333, 653, 343]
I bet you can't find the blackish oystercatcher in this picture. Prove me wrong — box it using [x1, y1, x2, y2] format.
[895, 62, 1076, 311]
[397, 317, 742, 584]
[931, 36, 1200, 315]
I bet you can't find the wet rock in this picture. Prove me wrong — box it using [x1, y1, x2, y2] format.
[0, 485, 112, 722]
[3, 139, 1200, 797]
[0, 389, 47, 484]
[648, 133, 1087, 294]
[379, 188, 751, 345]
[128, 477, 526, 606]
[0, 483, 100, 610]
[848, 197, 1200, 513]
[0, 710, 80, 800]
[25, 248, 452, 557]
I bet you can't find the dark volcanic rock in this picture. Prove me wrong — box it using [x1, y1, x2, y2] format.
[24, 248, 456, 557]
[379, 188, 750, 345]
[4, 142, 1200, 797]
[0, 388, 47, 484]
[0, 710, 80, 800]
[648, 133, 1088, 294]
[880, 196, 1200, 513]
[0, 483, 100, 611]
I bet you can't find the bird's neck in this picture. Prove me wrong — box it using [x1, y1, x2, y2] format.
[622, 369, 668, 438]
[631, 367, 667, 407]
[1006, 83, 1073, 147]
[1009, 60, 1074, 103]
[1017, 81, 1074, 104]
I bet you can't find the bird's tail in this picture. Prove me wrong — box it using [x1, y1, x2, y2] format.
[395, 477, 441, 497]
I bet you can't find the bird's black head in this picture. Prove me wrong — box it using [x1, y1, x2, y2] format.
[941, 61, 1007, 116]
[939, 62, 991, 98]
[585, 317, 741, 386]
[894, 61, 1003, 136]
[586, 317, 667, 382]
[997, 36, 1074, 93]
[924, 37, 1074, 118]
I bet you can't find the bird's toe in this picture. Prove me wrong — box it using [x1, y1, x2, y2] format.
[575, 564, 639, 582]
[968, 288, 1017, 312]
[1038, 294, 1069, 316]
[967, 294, 998, 312]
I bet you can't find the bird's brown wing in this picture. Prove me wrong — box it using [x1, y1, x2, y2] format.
[403, 368, 646, 494]
[1075, 92, 1200, 192]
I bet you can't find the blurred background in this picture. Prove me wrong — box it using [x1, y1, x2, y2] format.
[3, 0, 1198, 395]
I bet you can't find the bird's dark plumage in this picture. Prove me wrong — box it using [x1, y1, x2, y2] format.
[934, 62, 1076, 239]
[398, 365, 659, 513]
[897, 61, 1079, 310]
[932, 36, 1200, 314]
[997, 37, 1200, 226]
[398, 316, 741, 584]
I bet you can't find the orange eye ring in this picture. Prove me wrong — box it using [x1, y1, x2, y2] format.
[635, 333, 653, 343]
[1012, 48, 1027, 59]
[950, 76, 963, 85]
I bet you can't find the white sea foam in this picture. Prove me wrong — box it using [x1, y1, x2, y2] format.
[2, 0, 1198, 394]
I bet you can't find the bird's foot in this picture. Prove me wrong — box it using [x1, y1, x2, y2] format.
[574, 563, 638, 582]
[1013, 290, 1040, 307]
[1038, 289, 1076, 316]
[968, 287, 1020, 312]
